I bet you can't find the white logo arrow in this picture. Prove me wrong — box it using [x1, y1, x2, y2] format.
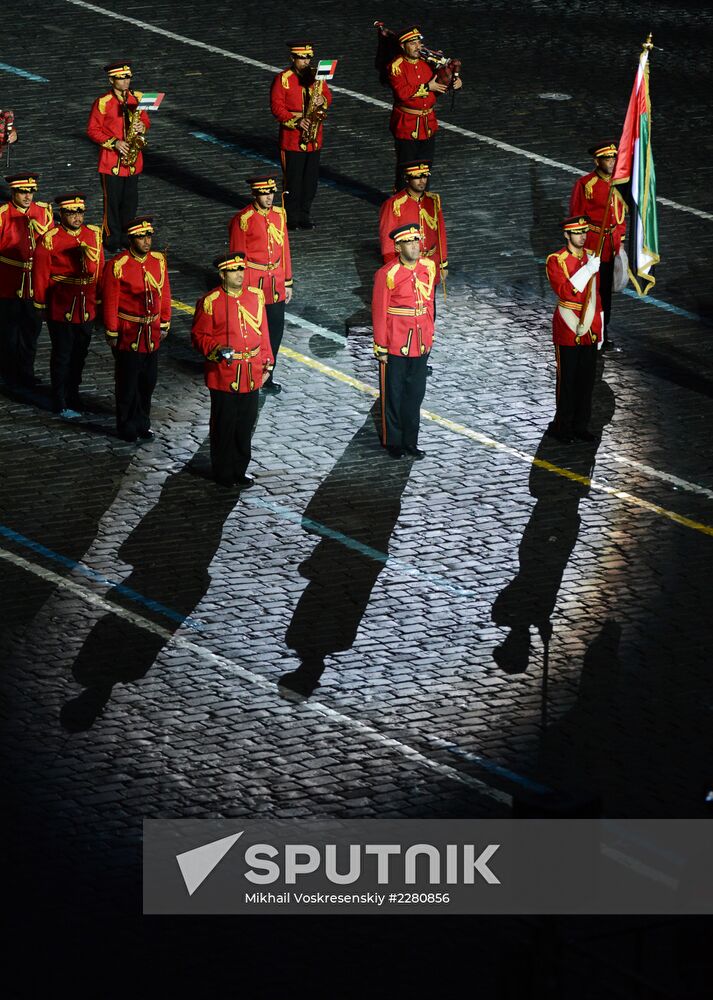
[176, 832, 243, 896]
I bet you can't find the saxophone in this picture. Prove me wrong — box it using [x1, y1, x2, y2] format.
[112, 92, 147, 175]
[299, 77, 327, 151]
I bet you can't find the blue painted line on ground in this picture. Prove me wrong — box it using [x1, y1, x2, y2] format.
[432, 738, 553, 794]
[0, 62, 49, 83]
[190, 130, 376, 202]
[246, 495, 478, 600]
[0, 523, 204, 630]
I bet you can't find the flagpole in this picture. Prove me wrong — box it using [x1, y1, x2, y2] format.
[576, 33, 653, 337]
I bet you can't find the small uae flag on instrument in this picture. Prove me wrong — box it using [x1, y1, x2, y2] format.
[315, 59, 338, 80]
[137, 92, 165, 111]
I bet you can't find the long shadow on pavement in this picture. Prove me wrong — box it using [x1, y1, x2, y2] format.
[279, 403, 414, 697]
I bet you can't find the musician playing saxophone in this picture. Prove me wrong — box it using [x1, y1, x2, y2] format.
[270, 42, 333, 231]
[86, 61, 150, 254]
[387, 27, 462, 190]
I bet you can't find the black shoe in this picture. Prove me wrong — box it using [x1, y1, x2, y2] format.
[573, 429, 597, 442]
[138, 429, 155, 441]
[387, 446, 405, 459]
[545, 424, 574, 444]
[426, 365, 433, 376]
[235, 474, 255, 489]
[602, 338, 620, 352]
[261, 380, 282, 394]
[404, 445, 426, 459]
[299, 220, 316, 230]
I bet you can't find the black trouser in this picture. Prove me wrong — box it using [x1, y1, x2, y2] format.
[264, 300, 285, 383]
[47, 319, 92, 411]
[101, 174, 139, 253]
[0, 296, 43, 386]
[209, 388, 259, 484]
[553, 343, 597, 436]
[599, 258, 614, 338]
[114, 348, 158, 439]
[393, 135, 436, 191]
[281, 149, 320, 226]
[381, 352, 429, 448]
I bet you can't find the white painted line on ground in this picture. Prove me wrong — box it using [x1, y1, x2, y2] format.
[66, 0, 713, 221]
[610, 455, 713, 500]
[0, 543, 510, 807]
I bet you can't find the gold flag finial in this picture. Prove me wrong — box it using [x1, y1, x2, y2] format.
[643, 32, 653, 51]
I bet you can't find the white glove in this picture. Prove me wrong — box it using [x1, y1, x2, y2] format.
[570, 256, 600, 294]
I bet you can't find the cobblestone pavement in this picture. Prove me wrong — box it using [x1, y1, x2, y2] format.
[3, 1, 713, 994]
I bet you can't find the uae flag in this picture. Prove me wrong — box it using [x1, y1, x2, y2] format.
[137, 92, 165, 111]
[612, 41, 659, 295]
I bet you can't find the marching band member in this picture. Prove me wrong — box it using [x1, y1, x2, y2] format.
[32, 192, 104, 416]
[0, 172, 53, 388]
[228, 175, 292, 394]
[372, 223, 436, 458]
[191, 252, 273, 489]
[102, 216, 170, 441]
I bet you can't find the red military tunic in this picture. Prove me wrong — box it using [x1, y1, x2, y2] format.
[545, 246, 604, 347]
[379, 190, 447, 283]
[32, 224, 104, 322]
[269, 68, 333, 152]
[191, 285, 273, 394]
[86, 90, 151, 176]
[569, 170, 627, 263]
[102, 249, 171, 352]
[228, 205, 293, 304]
[387, 55, 437, 140]
[0, 199, 54, 299]
[372, 257, 436, 358]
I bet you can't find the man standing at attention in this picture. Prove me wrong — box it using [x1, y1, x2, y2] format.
[545, 216, 603, 444]
[372, 223, 436, 459]
[379, 161, 447, 305]
[102, 216, 170, 442]
[569, 140, 627, 351]
[229, 175, 292, 395]
[191, 252, 273, 489]
[32, 192, 104, 417]
[0, 172, 53, 389]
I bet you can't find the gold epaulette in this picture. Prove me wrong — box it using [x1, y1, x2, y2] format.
[240, 208, 255, 231]
[385, 261, 401, 290]
[248, 285, 265, 302]
[87, 224, 103, 244]
[150, 250, 165, 262]
[390, 57, 403, 76]
[202, 289, 221, 316]
[133, 90, 144, 101]
[584, 175, 598, 200]
[422, 257, 437, 275]
[113, 254, 129, 278]
[281, 70, 293, 89]
[392, 194, 409, 218]
[97, 92, 113, 115]
[0, 203, 8, 217]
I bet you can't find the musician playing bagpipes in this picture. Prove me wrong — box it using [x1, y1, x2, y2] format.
[374, 23, 462, 190]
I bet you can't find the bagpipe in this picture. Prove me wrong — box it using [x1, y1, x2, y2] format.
[373, 22, 461, 90]
[0, 109, 15, 162]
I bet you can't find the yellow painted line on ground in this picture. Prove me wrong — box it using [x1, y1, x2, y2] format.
[172, 299, 713, 538]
